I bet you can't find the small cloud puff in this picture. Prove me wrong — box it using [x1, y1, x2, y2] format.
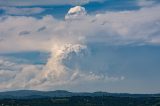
[65, 6, 87, 20]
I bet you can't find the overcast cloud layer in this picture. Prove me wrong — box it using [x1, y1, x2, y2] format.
[0, 0, 104, 6]
[1, 5, 160, 52]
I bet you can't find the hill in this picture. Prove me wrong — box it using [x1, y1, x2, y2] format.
[0, 90, 159, 99]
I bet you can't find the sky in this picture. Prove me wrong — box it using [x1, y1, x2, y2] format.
[0, 0, 160, 93]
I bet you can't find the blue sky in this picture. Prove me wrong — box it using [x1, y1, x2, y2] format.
[0, 0, 160, 93]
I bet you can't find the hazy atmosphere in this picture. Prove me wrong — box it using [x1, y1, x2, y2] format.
[0, 0, 160, 94]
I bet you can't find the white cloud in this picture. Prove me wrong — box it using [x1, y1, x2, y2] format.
[65, 6, 87, 20]
[1, 7, 45, 15]
[0, 0, 104, 6]
[0, 5, 160, 90]
[1, 5, 160, 53]
[0, 46, 123, 91]
[137, 0, 156, 7]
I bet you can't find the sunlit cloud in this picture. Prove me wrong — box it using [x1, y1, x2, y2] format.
[0, 4, 160, 92]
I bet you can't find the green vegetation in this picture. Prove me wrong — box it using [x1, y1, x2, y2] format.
[0, 96, 160, 106]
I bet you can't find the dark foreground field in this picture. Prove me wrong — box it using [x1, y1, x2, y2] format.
[0, 96, 160, 106]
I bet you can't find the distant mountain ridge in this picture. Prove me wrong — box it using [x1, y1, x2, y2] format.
[0, 90, 159, 99]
